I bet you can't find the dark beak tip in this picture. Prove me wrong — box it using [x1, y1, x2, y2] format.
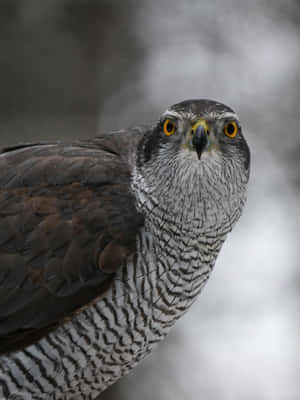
[192, 125, 208, 159]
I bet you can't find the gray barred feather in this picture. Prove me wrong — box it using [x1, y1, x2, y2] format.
[0, 224, 222, 399]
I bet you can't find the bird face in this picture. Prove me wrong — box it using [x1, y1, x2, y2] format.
[157, 99, 250, 172]
[135, 99, 250, 231]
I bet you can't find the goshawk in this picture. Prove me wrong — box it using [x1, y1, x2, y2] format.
[0, 99, 250, 399]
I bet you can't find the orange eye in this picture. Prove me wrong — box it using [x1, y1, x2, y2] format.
[163, 119, 176, 136]
[224, 121, 238, 138]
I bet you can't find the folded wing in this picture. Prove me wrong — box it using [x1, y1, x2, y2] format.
[0, 136, 143, 354]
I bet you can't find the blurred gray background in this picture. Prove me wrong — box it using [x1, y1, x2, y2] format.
[0, 1, 299, 399]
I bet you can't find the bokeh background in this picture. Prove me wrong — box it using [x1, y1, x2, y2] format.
[0, 1, 299, 399]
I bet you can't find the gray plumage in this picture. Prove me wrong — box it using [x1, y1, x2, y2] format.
[0, 99, 250, 399]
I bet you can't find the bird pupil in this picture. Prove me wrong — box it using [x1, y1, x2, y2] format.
[167, 122, 173, 132]
[227, 123, 235, 134]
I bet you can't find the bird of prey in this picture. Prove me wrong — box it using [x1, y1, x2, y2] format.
[0, 99, 250, 399]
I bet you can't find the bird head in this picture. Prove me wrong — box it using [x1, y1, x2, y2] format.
[135, 99, 250, 232]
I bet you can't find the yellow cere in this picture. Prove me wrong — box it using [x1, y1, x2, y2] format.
[163, 119, 176, 136]
[191, 119, 210, 135]
[224, 121, 238, 138]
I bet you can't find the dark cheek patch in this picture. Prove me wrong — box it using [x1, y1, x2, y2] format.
[235, 132, 251, 172]
[137, 126, 164, 166]
[242, 139, 251, 173]
[143, 134, 159, 163]
[219, 134, 250, 176]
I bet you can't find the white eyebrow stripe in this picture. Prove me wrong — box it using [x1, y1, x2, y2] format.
[162, 110, 185, 120]
[162, 110, 239, 122]
[214, 112, 239, 120]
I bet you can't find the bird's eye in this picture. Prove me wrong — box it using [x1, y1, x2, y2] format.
[224, 121, 238, 138]
[163, 119, 176, 136]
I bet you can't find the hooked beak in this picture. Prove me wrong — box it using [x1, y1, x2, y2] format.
[191, 120, 209, 159]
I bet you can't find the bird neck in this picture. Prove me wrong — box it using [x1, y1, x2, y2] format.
[129, 155, 247, 329]
[132, 161, 246, 238]
[130, 165, 230, 313]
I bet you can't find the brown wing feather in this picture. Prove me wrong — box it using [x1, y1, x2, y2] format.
[0, 134, 144, 354]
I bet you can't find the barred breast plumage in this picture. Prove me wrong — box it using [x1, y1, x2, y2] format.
[0, 99, 250, 399]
